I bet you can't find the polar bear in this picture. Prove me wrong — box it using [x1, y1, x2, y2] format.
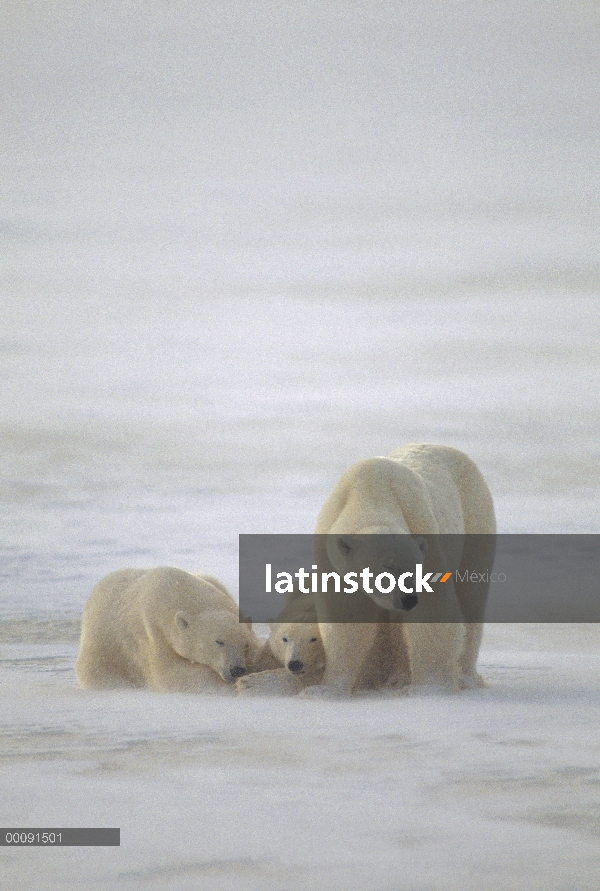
[236, 621, 327, 696]
[76, 567, 261, 693]
[235, 588, 325, 695]
[307, 444, 496, 697]
[236, 590, 410, 696]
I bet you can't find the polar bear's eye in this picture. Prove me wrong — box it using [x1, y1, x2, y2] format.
[282, 637, 288, 642]
[216, 640, 225, 647]
[338, 537, 352, 555]
[309, 637, 318, 643]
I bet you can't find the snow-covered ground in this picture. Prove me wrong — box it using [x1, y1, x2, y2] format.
[1, 625, 600, 891]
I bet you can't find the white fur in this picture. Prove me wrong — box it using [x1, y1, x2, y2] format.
[76, 567, 260, 692]
[308, 444, 496, 696]
[236, 621, 326, 696]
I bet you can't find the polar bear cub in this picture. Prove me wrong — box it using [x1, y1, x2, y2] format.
[236, 588, 410, 697]
[236, 621, 327, 696]
[236, 588, 326, 695]
[76, 567, 261, 693]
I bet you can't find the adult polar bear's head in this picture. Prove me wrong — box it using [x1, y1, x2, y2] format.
[268, 623, 326, 679]
[171, 609, 256, 682]
[325, 532, 427, 612]
[315, 456, 437, 612]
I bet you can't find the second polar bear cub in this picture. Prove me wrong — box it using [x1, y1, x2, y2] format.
[236, 621, 327, 696]
[236, 589, 326, 695]
[76, 567, 261, 693]
[236, 590, 410, 696]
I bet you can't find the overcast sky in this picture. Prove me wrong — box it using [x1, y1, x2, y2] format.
[2, 0, 599, 186]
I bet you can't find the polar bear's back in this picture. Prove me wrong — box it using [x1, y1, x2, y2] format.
[316, 443, 494, 538]
[389, 444, 496, 535]
[76, 568, 149, 688]
[129, 567, 238, 620]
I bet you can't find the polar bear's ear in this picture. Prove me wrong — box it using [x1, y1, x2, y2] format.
[239, 610, 253, 629]
[414, 536, 428, 558]
[175, 611, 190, 631]
[337, 536, 353, 556]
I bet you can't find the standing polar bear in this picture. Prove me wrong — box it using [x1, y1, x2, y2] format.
[76, 567, 261, 693]
[309, 444, 496, 697]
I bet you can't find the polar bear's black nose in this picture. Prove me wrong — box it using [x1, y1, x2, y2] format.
[287, 660, 303, 673]
[400, 594, 418, 611]
[230, 666, 246, 678]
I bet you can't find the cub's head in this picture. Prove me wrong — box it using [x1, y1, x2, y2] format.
[172, 609, 258, 682]
[268, 623, 326, 678]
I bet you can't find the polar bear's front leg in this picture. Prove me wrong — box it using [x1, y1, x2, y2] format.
[148, 658, 235, 694]
[458, 623, 487, 687]
[302, 623, 379, 698]
[404, 623, 464, 690]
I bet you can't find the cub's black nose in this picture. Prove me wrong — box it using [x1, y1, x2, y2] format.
[230, 666, 246, 678]
[400, 594, 419, 611]
[287, 660, 303, 673]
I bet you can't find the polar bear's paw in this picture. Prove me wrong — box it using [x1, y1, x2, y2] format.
[236, 669, 300, 697]
[384, 671, 411, 691]
[460, 671, 488, 690]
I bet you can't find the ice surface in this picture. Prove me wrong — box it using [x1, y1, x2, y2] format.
[1, 627, 600, 890]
